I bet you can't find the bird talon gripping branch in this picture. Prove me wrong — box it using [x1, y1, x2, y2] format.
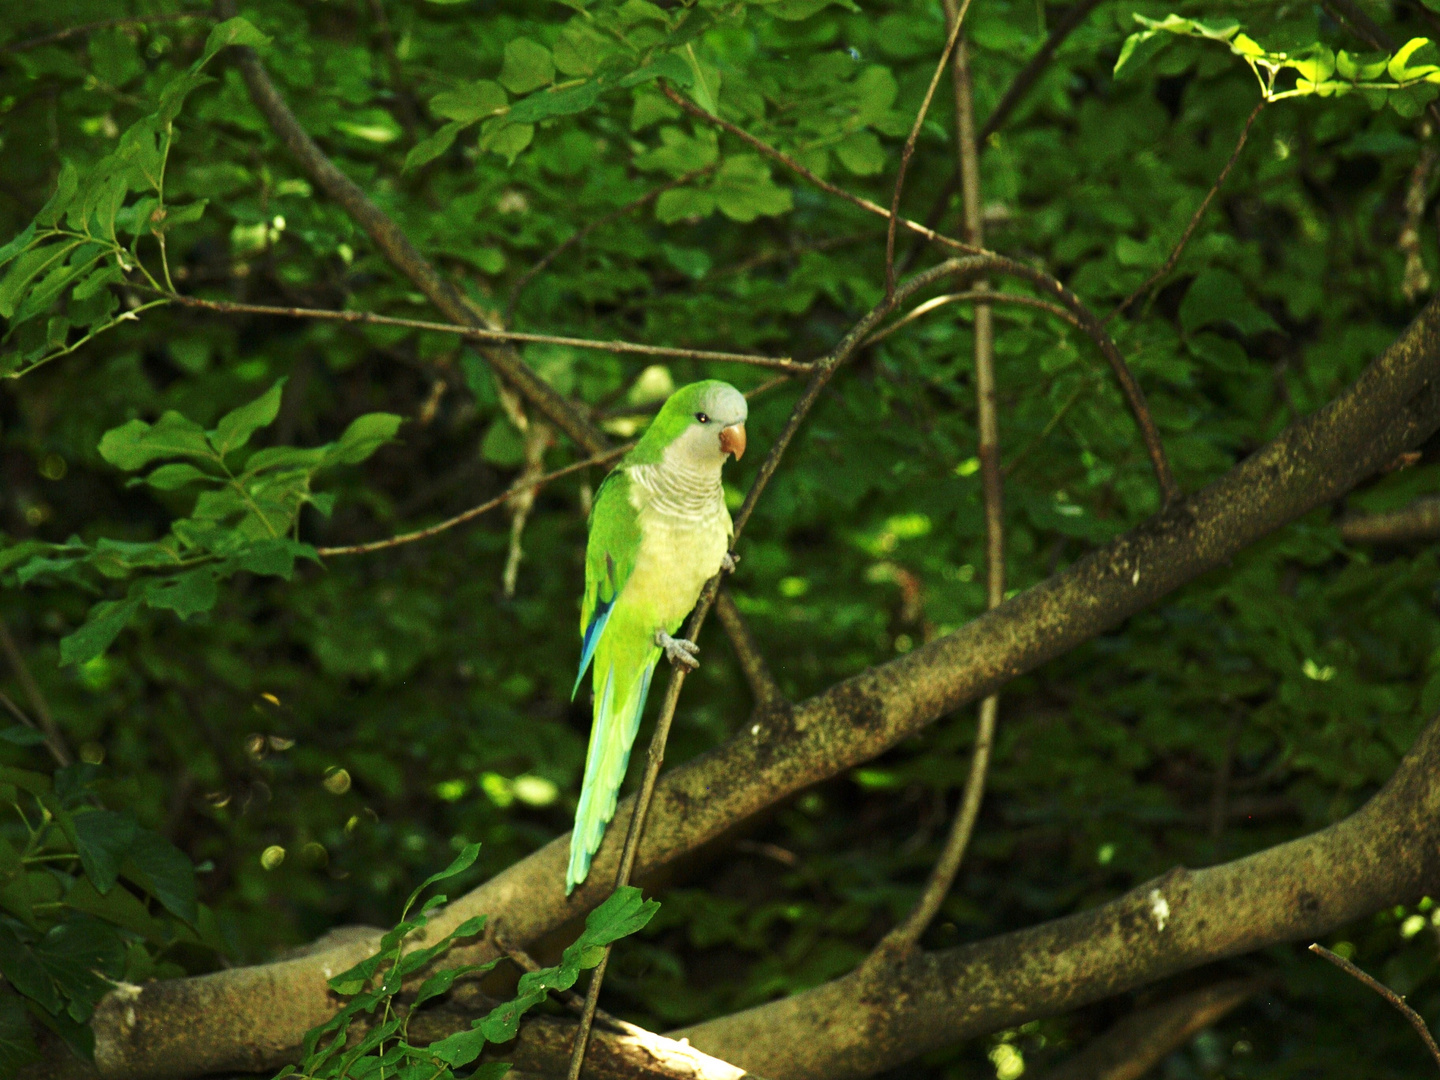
[566, 381, 748, 894]
[721, 551, 739, 573]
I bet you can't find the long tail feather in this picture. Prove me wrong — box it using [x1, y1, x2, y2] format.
[567, 640, 657, 893]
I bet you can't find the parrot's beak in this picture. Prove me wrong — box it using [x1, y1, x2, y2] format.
[719, 423, 746, 460]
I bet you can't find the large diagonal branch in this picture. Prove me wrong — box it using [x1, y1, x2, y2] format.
[74, 286, 1440, 1080]
[679, 710, 1440, 1077]
[214, 5, 609, 454]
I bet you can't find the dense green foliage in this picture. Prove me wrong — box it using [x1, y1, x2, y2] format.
[4, 0, 1440, 1075]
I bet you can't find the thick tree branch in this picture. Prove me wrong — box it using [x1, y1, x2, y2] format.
[677, 712, 1440, 1077]
[1339, 497, 1440, 544]
[215, 9, 610, 453]
[72, 281, 1440, 1080]
[1032, 978, 1266, 1080]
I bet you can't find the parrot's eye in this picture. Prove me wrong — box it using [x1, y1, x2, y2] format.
[694, 412, 710, 423]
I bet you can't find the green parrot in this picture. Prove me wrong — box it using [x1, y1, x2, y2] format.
[568, 380, 749, 894]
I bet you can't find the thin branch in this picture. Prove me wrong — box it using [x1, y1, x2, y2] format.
[658, 82, 983, 258]
[0, 615, 71, 767]
[861, 289, 1082, 348]
[150, 290, 808, 371]
[875, 30, 1001, 958]
[215, 7, 611, 453]
[505, 164, 719, 323]
[1034, 977, 1266, 1080]
[1106, 99, 1266, 324]
[884, 0, 974, 298]
[1310, 943, 1440, 1069]
[0, 13, 206, 54]
[316, 444, 629, 557]
[898, 0, 1106, 276]
[714, 590, 785, 713]
[502, 419, 552, 598]
[566, 252, 965, 1080]
[1339, 496, 1440, 544]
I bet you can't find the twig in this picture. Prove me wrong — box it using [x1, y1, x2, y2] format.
[565, 253, 973, 1080]
[216, 6, 611, 454]
[884, 0, 974, 299]
[861, 289, 1081, 348]
[1309, 943, 1440, 1069]
[0, 616, 72, 767]
[502, 419, 552, 598]
[898, 0, 1106, 276]
[658, 82, 983, 258]
[0, 13, 205, 54]
[1340, 496, 1440, 544]
[1106, 99, 1266, 323]
[365, 0, 418, 140]
[714, 590, 785, 712]
[874, 27, 1001, 957]
[1401, 134, 1437, 302]
[505, 164, 719, 323]
[148, 289, 807, 372]
[316, 444, 629, 557]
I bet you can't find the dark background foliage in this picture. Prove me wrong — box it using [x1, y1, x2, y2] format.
[3, 0, 1440, 1075]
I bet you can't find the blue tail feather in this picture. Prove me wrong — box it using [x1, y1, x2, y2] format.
[571, 595, 614, 700]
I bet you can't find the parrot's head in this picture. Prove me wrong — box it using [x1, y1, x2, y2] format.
[652, 380, 748, 468]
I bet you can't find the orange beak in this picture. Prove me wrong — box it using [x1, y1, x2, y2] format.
[719, 423, 746, 460]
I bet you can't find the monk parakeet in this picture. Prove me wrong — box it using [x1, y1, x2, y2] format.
[567, 380, 748, 893]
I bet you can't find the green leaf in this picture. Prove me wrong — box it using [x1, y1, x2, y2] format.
[120, 829, 197, 926]
[0, 990, 40, 1075]
[327, 412, 403, 465]
[0, 243, 74, 320]
[680, 44, 720, 113]
[482, 123, 535, 164]
[72, 810, 138, 895]
[712, 156, 792, 222]
[656, 186, 716, 223]
[0, 727, 46, 748]
[144, 463, 214, 491]
[196, 17, 272, 71]
[834, 130, 885, 176]
[433, 80, 508, 124]
[233, 538, 317, 578]
[499, 39, 555, 95]
[1179, 269, 1281, 336]
[32, 916, 125, 1022]
[412, 961, 496, 1010]
[480, 419, 527, 466]
[619, 53, 692, 89]
[34, 162, 78, 228]
[0, 923, 59, 1015]
[425, 1024, 488, 1067]
[59, 596, 143, 666]
[507, 81, 602, 124]
[401, 843, 481, 919]
[404, 122, 470, 173]
[99, 413, 214, 471]
[209, 379, 286, 458]
[143, 569, 219, 619]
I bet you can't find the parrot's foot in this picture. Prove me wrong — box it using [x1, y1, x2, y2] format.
[721, 551, 739, 573]
[656, 630, 700, 670]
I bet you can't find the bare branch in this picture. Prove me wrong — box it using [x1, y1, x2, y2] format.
[316, 444, 629, 558]
[884, 0, 974, 298]
[876, 30, 1000, 958]
[1033, 978, 1266, 1080]
[1310, 944, 1440, 1070]
[505, 164, 720, 324]
[0, 615, 71, 767]
[1106, 100, 1266, 324]
[0, 13, 206, 54]
[714, 591, 785, 713]
[152, 290, 807, 372]
[1339, 497, 1440, 545]
[862, 290, 1082, 347]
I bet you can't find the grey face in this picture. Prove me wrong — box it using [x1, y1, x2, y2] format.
[668, 384, 748, 471]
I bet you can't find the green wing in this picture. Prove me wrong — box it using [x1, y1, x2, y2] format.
[573, 468, 641, 697]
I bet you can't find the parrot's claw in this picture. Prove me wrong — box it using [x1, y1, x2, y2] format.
[721, 551, 739, 573]
[656, 631, 700, 670]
